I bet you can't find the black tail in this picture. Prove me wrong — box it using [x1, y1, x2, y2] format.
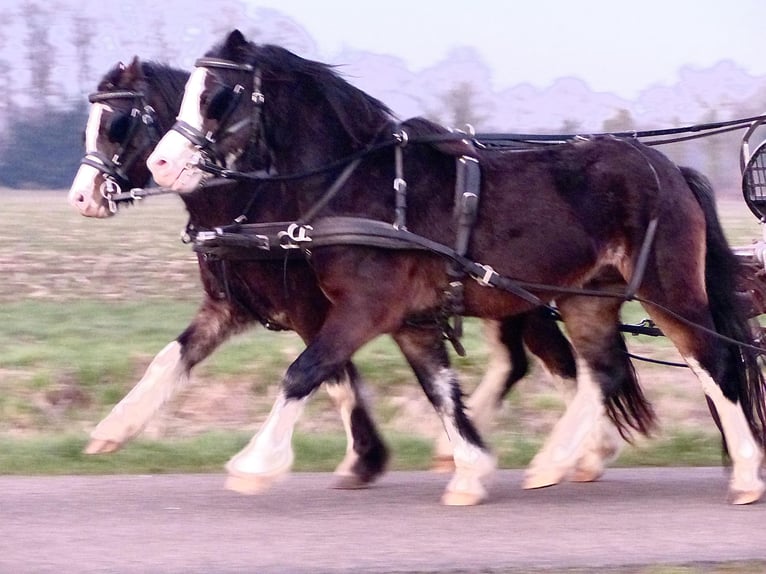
[501, 309, 655, 440]
[681, 166, 766, 448]
[603, 333, 656, 441]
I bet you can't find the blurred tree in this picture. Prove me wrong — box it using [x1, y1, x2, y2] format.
[601, 108, 636, 133]
[22, 2, 56, 107]
[560, 118, 582, 135]
[0, 15, 14, 121]
[428, 81, 490, 130]
[70, 15, 95, 96]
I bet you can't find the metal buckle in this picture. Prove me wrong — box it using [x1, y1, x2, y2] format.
[100, 178, 120, 214]
[475, 264, 497, 287]
[278, 223, 313, 249]
[195, 231, 218, 242]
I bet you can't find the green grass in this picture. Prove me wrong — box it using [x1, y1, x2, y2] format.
[0, 431, 432, 475]
[0, 428, 726, 475]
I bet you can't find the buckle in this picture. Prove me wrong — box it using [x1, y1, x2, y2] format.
[278, 223, 313, 249]
[474, 264, 497, 287]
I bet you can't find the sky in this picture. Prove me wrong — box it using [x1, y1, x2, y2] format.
[241, 0, 766, 99]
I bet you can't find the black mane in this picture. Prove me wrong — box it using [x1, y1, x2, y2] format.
[96, 60, 189, 133]
[139, 62, 189, 133]
[208, 33, 397, 147]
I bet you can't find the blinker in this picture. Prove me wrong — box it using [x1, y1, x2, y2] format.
[107, 113, 131, 144]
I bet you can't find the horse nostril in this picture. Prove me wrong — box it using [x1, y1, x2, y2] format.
[75, 193, 85, 204]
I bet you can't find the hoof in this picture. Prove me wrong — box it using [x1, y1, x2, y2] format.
[224, 471, 283, 495]
[331, 475, 371, 490]
[728, 485, 765, 505]
[431, 455, 456, 474]
[568, 466, 604, 483]
[83, 438, 122, 455]
[523, 468, 564, 490]
[441, 489, 485, 506]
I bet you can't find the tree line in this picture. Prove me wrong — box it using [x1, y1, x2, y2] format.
[0, 1, 764, 194]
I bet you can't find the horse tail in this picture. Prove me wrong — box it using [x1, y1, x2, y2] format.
[680, 166, 766, 447]
[603, 332, 656, 440]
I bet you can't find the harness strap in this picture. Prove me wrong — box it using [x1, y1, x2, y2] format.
[295, 159, 363, 227]
[306, 216, 547, 309]
[444, 155, 481, 354]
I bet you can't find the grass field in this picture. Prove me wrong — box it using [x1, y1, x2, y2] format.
[1, 189, 763, 473]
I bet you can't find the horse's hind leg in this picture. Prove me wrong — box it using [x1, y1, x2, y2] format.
[393, 325, 496, 506]
[518, 308, 624, 482]
[638, 288, 765, 504]
[435, 311, 622, 482]
[84, 296, 249, 454]
[524, 294, 655, 489]
[326, 362, 390, 488]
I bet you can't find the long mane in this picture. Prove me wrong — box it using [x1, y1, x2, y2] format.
[139, 62, 189, 132]
[207, 36, 398, 147]
[96, 60, 188, 133]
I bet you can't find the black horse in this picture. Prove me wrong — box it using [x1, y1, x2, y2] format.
[68, 58, 614, 490]
[147, 30, 766, 505]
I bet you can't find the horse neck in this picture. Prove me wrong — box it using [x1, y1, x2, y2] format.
[265, 88, 386, 177]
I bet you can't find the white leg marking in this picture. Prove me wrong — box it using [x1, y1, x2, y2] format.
[429, 368, 496, 505]
[87, 341, 188, 450]
[686, 357, 764, 504]
[524, 357, 604, 489]
[542, 371, 623, 482]
[325, 376, 359, 477]
[434, 321, 508, 469]
[225, 392, 306, 493]
[570, 411, 623, 482]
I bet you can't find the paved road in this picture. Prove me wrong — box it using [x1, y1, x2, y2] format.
[1, 468, 765, 573]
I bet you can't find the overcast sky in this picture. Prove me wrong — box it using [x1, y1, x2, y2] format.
[243, 0, 766, 99]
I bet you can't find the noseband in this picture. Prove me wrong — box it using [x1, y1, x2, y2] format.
[170, 58, 266, 171]
[82, 90, 162, 212]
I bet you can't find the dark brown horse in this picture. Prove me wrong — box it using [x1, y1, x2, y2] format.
[147, 30, 766, 505]
[68, 58, 614, 490]
[68, 58, 389, 486]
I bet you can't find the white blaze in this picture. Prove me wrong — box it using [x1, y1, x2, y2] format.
[147, 68, 208, 192]
[68, 103, 112, 218]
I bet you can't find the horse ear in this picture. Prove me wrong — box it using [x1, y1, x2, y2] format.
[224, 29, 248, 50]
[123, 56, 144, 82]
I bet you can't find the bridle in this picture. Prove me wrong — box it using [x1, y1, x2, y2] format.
[81, 89, 162, 212]
[170, 57, 267, 172]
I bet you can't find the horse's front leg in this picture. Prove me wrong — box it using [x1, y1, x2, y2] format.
[325, 362, 390, 488]
[84, 297, 248, 454]
[393, 325, 496, 506]
[432, 319, 511, 471]
[225, 308, 386, 494]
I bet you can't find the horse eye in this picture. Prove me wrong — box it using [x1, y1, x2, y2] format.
[205, 86, 234, 121]
[107, 113, 131, 144]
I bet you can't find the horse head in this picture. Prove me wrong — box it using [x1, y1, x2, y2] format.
[148, 29, 393, 192]
[68, 57, 188, 217]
